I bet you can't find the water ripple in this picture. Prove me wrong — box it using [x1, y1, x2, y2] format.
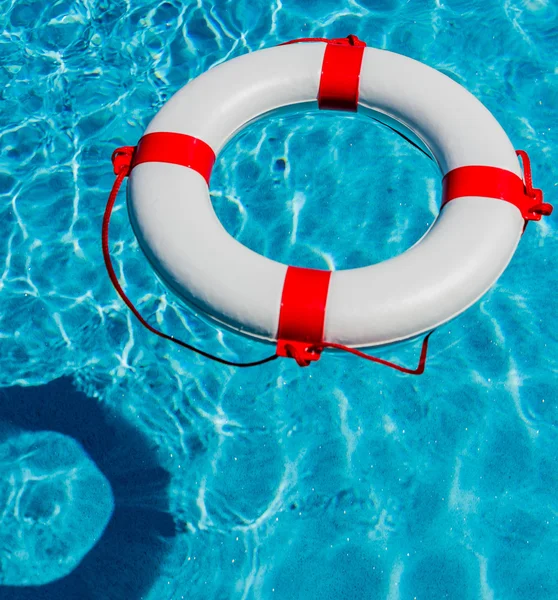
[0, 0, 556, 597]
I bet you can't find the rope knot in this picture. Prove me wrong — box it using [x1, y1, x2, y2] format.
[276, 340, 323, 367]
[322, 35, 366, 47]
[111, 146, 136, 177]
[342, 34, 366, 46]
[516, 149, 553, 221]
[279, 34, 366, 48]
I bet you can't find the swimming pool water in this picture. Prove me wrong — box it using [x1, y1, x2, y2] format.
[0, 0, 557, 598]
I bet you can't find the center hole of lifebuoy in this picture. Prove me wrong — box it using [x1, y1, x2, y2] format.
[210, 111, 441, 270]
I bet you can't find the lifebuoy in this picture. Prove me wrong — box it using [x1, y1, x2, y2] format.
[106, 36, 551, 368]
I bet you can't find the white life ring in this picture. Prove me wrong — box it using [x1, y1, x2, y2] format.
[123, 36, 549, 365]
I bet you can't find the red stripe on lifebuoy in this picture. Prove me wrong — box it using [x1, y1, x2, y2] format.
[277, 266, 331, 365]
[131, 132, 216, 184]
[318, 37, 366, 112]
[441, 159, 550, 222]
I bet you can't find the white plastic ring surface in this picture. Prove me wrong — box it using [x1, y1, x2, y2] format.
[128, 43, 525, 347]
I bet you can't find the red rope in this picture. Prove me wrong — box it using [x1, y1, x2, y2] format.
[279, 34, 365, 47]
[515, 149, 552, 222]
[279, 37, 333, 46]
[516, 150, 534, 193]
[318, 331, 433, 375]
[102, 147, 278, 368]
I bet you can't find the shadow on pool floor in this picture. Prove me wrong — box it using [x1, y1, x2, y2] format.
[0, 376, 175, 600]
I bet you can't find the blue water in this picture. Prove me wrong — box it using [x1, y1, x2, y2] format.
[0, 0, 557, 598]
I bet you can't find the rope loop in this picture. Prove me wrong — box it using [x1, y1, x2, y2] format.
[515, 149, 552, 221]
